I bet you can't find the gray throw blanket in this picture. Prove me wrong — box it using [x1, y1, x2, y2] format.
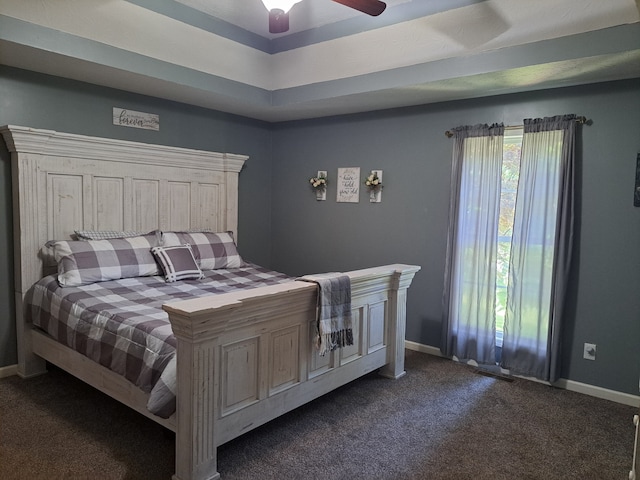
[298, 273, 353, 356]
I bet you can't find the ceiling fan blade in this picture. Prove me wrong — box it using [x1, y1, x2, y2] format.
[268, 8, 290, 33]
[331, 0, 387, 16]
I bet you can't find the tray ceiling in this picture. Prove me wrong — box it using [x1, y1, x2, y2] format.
[0, 0, 638, 122]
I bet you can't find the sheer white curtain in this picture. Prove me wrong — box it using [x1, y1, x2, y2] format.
[501, 115, 577, 381]
[441, 124, 504, 365]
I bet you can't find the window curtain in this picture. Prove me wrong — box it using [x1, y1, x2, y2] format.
[500, 115, 577, 382]
[441, 123, 504, 364]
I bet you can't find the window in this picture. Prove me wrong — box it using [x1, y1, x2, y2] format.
[495, 128, 522, 352]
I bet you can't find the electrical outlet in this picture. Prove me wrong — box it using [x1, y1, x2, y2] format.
[583, 343, 596, 360]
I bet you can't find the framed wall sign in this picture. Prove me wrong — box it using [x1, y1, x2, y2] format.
[337, 167, 360, 203]
[113, 107, 160, 131]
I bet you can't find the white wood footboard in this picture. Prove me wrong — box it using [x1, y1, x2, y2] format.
[164, 264, 420, 480]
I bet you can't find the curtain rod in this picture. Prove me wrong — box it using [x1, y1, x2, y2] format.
[444, 116, 590, 138]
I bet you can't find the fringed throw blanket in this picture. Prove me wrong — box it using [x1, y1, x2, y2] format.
[298, 273, 353, 356]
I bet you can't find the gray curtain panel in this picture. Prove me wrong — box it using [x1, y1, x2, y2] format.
[441, 123, 504, 364]
[500, 114, 577, 382]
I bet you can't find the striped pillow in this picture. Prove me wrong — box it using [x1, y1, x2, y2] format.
[151, 244, 204, 282]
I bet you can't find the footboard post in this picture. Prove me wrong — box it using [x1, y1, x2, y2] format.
[378, 265, 420, 380]
[166, 314, 221, 480]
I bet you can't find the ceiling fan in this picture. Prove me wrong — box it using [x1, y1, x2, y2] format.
[261, 0, 387, 34]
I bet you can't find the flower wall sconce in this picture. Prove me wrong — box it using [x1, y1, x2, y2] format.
[309, 170, 327, 201]
[365, 170, 383, 203]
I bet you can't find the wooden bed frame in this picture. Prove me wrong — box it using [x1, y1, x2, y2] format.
[1, 125, 420, 480]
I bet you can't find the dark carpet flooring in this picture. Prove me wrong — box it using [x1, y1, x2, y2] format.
[0, 350, 637, 479]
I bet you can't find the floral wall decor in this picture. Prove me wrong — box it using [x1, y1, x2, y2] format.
[309, 170, 327, 201]
[365, 170, 383, 203]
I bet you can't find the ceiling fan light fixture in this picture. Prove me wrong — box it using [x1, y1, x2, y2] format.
[261, 0, 301, 14]
[262, 0, 385, 34]
[268, 8, 290, 33]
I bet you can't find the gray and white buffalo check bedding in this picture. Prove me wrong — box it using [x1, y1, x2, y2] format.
[26, 264, 292, 418]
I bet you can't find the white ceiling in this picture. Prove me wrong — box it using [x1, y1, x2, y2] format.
[0, 0, 639, 122]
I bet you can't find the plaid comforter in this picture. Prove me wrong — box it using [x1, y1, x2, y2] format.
[26, 264, 292, 418]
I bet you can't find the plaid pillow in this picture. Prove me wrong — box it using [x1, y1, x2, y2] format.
[74, 230, 145, 240]
[151, 244, 204, 282]
[161, 231, 244, 270]
[48, 234, 161, 287]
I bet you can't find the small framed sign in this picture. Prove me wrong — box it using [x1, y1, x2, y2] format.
[337, 167, 360, 203]
[113, 107, 159, 131]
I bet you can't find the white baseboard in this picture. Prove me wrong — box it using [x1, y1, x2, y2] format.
[0, 364, 18, 379]
[405, 341, 443, 357]
[556, 378, 640, 407]
[404, 341, 640, 408]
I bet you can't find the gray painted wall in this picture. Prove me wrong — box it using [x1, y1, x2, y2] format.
[269, 80, 640, 395]
[1, 65, 639, 398]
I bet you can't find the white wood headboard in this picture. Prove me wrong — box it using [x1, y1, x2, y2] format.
[1, 125, 247, 293]
[0, 125, 247, 374]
